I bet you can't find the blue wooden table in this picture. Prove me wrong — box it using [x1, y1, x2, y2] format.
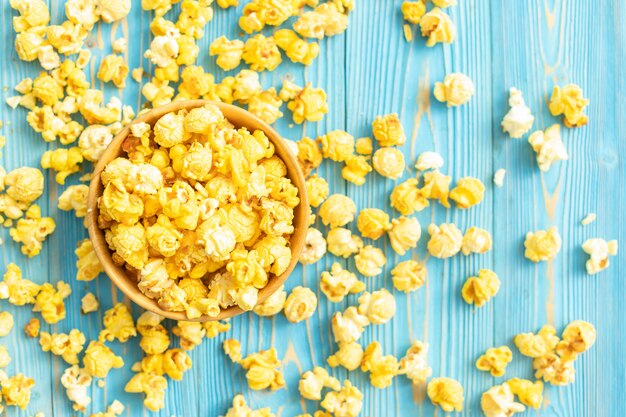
[0, 1, 624, 416]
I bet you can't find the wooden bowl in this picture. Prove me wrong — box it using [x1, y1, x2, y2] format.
[87, 100, 309, 321]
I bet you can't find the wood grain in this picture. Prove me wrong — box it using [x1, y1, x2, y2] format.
[0, 1, 623, 416]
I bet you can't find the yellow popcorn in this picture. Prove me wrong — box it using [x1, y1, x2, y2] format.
[372, 114, 405, 147]
[137, 312, 170, 355]
[449, 177, 484, 208]
[83, 341, 124, 378]
[223, 394, 276, 417]
[332, 306, 369, 344]
[355, 245, 386, 277]
[389, 178, 428, 215]
[320, 263, 365, 302]
[58, 184, 89, 218]
[145, 28, 180, 68]
[524, 226, 561, 262]
[514, 325, 559, 358]
[10, 0, 50, 32]
[32, 73, 63, 106]
[399, 341, 432, 383]
[299, 367, 341, 400]
[319, 130, 354, 162]
[274, 29, 320, 65]
[461, 227, 492, 255]
[501, 87, 534, 138]
[476, 346, 513, 377]
[420, 7, 455, 47]
[506, 378, 543, 409]
[209, 36, 244, 71]
[125, 372, 168, 412]
[421, 170, 451, 207]
[248, 89, 283, 124]
[96, 0, 131, 22]
[176, 0, 214, 39]
[326, 228, 363, 258]
[39, 329, 86, 365]
[99, 303, 137, 343]
[5, 167, 44, 204]
[242, 34, 282, 72]
[47, 21, 88, 54]
[90, 400, 126, 417]
[532, 352, 575, 386]
[41, 147, 83, 184]
[342, 155, 372, 185]
[99, 181, 144, 225]
[427, 377, 464, 412]
[480, 384, 525, 417]
[97, 54, 129, 89]
[432, 0, 457, 6]
[372, 147, 405, 179]
[33, 281, 71, 324]
[361, 342, 399, 388]
[79, 89, 122, 125]
[0, 264, 40, 306]
[391, 260, 426, 293]
[548, 84, 589, 128]
[9, 207, 55, 257]
[0, 312, 14, 336]
[162, 348, 192, 380]
[556, 320, 596, 362]
[355, 137, 373, 155]
[254, 285, 287, 316]
[358, 289, 396, 324]
[401, 1, 426, 24]
[327, 341, 363, 371]
[61, 365, 92, 412]
[142, 78, 175, 107]
[427, 223, 462, 258]
[288, 84, 329, 124]
[81, 292, 100, 314]
[23, 317, 40, 338]
[300, 227, 327, 265]
[284, 286, 317, 323]
[233, 70, 262, 104]
[296, 137, 323, 177]
[217, 0, 237, 7]
[461, 269, 500, 307]
[434, 73, 474, 107]
[388, 216, 421, 255]
[14, 29, 46, 62]
[238, 0, 294, 33]
[356, 208, 390, 240]
[294, 3, 349, 40]
[306, 175, 329, 208]
[528, 124, 568, 171]
[582, 238, 618, 274]
[320, 380, 363, 417]
[112, 38, 128, 54]
[75, 239, 103, 281]
[203, 320, 231, 339]
[1, 373, 35, 410]
[415, 151, 444, 171]
[0, 345, 10, 368]
[240, 348, 285, 391]
[78, 125, 114, 162]
[319, 194, 356, 228]
[223, 339, 242, 363]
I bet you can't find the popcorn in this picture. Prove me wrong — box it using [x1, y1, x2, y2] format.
[319, 194, 356, 228]
[306, 175, 329, 208]
[528, 124, 568, 171]
[61, 365, 92, 411]
[294, 3, 349, 39]
[97, 54, 129, 88]
[145, 29, 180, 68]
[0, 346, 10, 368]
[254, 285, 287, 316]
[450, 177, 484, 208]
[506, 378, 543, 409]
[401, 1, 426, 24]
[300, 227, 327, 264]
[79, 90, 122, 125]
[248, 89, 283, 124]
[391, 260, 427, 293]
[10, 0, 50, 32]
[222, 394, 276, 417]
[427, 223, 462, 258]
[240, 348, 285, 390]
[58, 184, 89, 219]
[83, 341, 124, 378]
[493, 168, 506, 187]
[137, 312, 170, 354]
[358, 289, 396, 324]
[288, 83, 329, 124]
[556, 320, 596, 362]
[532, 352, 575, 386]
[14, 29, 46, 62]
[326, 228, 363, 258]
[81, 292, 100, 314]
[4, 167, 44, 204]
[112, 37, 127, 53]
[0, 312, 14, 337]
[162, 348, 192, 380]
[420, 170, 451, 207]
[355, 137, 373, 155]
[33, 73, 63, 105]
[415, 151, 444, 171]
[78, 125, 114, 162]
[299, 367, 341, 400]
[319, 130, 354, 162]
[514, 325, 559, 358]
[233, 70, 262, 104]
[223, 339, 242, 363]
[39, 329, 86, 364]
[476, 346, 513, 377]
[320, 380, 363, 417]
[581, 213, 596, 225]
[399, 341, 432, 383]
[372, 113, 406, 147]
[284, 286, 317, 323]
[420, 8, 455, 46]
[275, 29, 320, 65]
[548, 84, 589, 128]
[332, 307, 369, 344]
[354, 245, 387, 276]
[243, 34, 282, 72]
[432, 0, 457, 6]
[96, 0, 131, 22]
[461, 269, 500, 307]
[390, 178, 428, 215]
[356, 209, 389, 240]
[372, 147, 405, 180]
[361, 342, 399, 388]
[1, 373, 35, 409]
[327, 341, 363, 371]
[480, 384, 525, 417]
[75, 239, 103, 281]
[461, 227, 492, 255]
[524, 226, 561, 262]
[0, 263, 40, 306]
[501, 88, 534, 138]
[427, 377, 464, 412]
[434, 73, 474, 107]
[33, 281, 71, 324]
[125, 372, 168, 411]
[388, 216, 421, 255]
[40, 147, 83, 184]
[99, 303, 136, 343]
[582, 238, 618, 274]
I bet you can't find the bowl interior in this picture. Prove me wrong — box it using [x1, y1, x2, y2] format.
[87, 100, 309, 321]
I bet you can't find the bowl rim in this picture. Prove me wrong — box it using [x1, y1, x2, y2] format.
[87, 99, 309, 321]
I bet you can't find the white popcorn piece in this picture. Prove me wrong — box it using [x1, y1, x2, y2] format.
[493, 169, 506, 187]
[501, 87, 534, 138]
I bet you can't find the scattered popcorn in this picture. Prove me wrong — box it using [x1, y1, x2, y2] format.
[361, 342, 399, 388]
[342, 155, 373, 185]
[319, 130, 355, 162]
[533, 352, 575, 386]
[294, 3, 349, 40]
[461, 227, 492, 255]
[556, 320, 596, 362]
[172, 321, 206, 351]
[33, 281, 71, 324]
[524, 226, 561, 262]
[480, 384, 525, 417]
[112, 37, 127, 53]
[528, 124, 568, 172]
[390, 178, 428, 215]
[131, 68, 145, 82]
[319, 194, 356, 228]
[81, 292, 100, 314]
[372, 113, 406, 147]
[5, 167, 44, 205]
[399, 341, 432, 383]
[450, 177, 484, 208]
[506, 378, 543, 409]
[427, 223, 462, 258]
[0, 312, 14, 337]
[300, 227, 327, 265]
[40, 147, 83, 184]
[355, 137, 373, 155]
[39, 329, 86, 365]
[357, 208, 390, 240]
[415, 151, 444, 171]
[284, 286, 317, 323]
[1, 373, 35, 409]
[10, 205, 56, 257]
[288, 83, 328, 124]
[23, 318, 40, 338]
[253, 285, 287, 316]
[242, 34, 282, 72]
[97, 54, 129, 88]
[548, 84, 589, 128]
[581, 213, 596, 226]
[514, 325, 559, 358]
[427, 377, 464, 412]
[401, 1, 426, 24]
[275, 29, 320, 65]
[78, 125, 114, 162]
[305, 175, 329, 209]
[75, 239, 103, 281]
[0, 346, 10, 368]
[476, 346, 513, 377]
[434, 73, 474, 107]
[320, 263, 364, 303]
[320, 380, 363, 417]
[354, 245, 387, 277]
[326, 228, 363, 258]
[391, 260, 427, 292]
[501, 87, 534, 138]
[388, 216, 421, 255]
[327, 341, 363, 371]
[99, 303, 137, 343]
[332, 307, 369, 344]
[420, 170, 451, 207]
[461, 269, 500, 307]
[297, 137, 323, 175]
[372, 147, 405, 179]
[137, 312, 170, 354]
[0, 263, 41, 305]
[432, 0, 457, 6]
[582, 238, 618, 274]
[240, 348, 285, 390]
[358, 289, 396, 325]
[493, 168, 506, 187]
[83, 341, 124, 378]
[125, 372, 168, 412]
[58, 185, 89, 219]
[223, 339, 242, 363]
[299, 367, 341, 400]
[221, 394, 276, 417]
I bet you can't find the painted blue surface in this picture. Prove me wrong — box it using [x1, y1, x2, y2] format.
[0, 1, 624, 416]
